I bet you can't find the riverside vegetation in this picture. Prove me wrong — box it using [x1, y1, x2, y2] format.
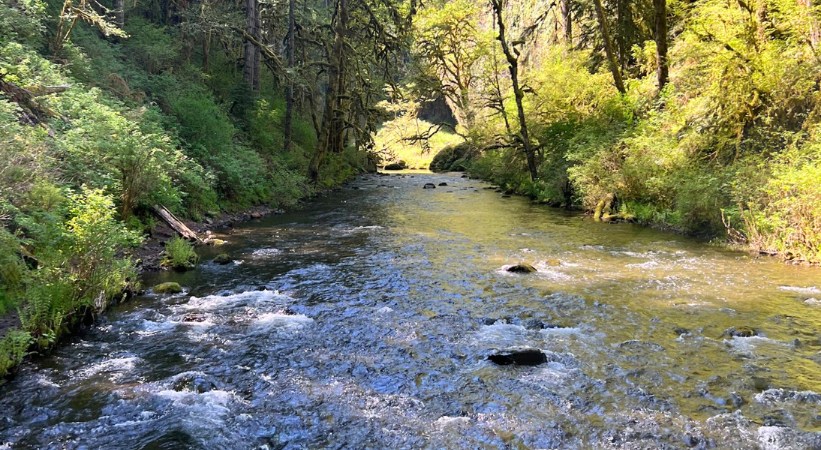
[1, 0, 820, 378]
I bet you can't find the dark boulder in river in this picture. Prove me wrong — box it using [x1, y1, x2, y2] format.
[724, 326, 758, 338]
[423, 183, 437, 189]
[507, 263, 537, 274]
[488, 348, 548, 366]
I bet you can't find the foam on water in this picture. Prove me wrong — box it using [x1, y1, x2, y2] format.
[778, 285, 821, 295]
[250, 312, 313, 332]
[78, 356, 141, 381]
[475, 323, 531, 348]
[250, 248, 282, 258]
[182, 289, 289, 311]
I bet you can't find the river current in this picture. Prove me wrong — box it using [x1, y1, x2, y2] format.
[1, 172, 820, 449]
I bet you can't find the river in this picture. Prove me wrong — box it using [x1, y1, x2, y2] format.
[1, 172, 820, 449]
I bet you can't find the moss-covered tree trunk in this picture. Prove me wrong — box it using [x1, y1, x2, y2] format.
[243, 0, 260, 91]
[592, 0, 626, 94]
[310, 0, 347, 183]
[284, 0, 296, 153]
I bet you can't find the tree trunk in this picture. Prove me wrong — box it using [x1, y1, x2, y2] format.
[243, 0, 259, 91]
[562, 0, 572, 44]
[801, 0, 820, 48]
[113, 0, 124, 28]
[203, 30, 211, 72]
[152, 206, 201, 242]
[310, 0, 347, 183]
[654, 0, 668, 90]
[592, 0, 626, 94]
[253, 1, 261, 91]
[284, 0, 296, 152]
[491, 0, 538, 181]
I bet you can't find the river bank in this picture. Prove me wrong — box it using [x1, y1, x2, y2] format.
[0, 178, 361, 381]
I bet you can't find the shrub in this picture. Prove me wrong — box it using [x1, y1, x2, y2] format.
[162, 236, 199, 270]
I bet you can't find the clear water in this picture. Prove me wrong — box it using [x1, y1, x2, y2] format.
[2, 173, 820, 449]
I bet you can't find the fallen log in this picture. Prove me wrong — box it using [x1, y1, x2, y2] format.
[152, 205, 201, 243]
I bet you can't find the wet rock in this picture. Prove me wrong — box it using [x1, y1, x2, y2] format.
[506, 263, 537, 274]
[488, 348, 548, 366]
[752, 376, 771, 392]
[423, 183, 437, 189]
[724, 326, 758, 338]
[673, 327, 690, 336]
[182, 313, 207, 322]
[213, 254, 232, 265]
[438, 182, 448, 187]
[153, 282, 182, 294]
[682, 433, 699, 447]
[172, 374, 216, 393]
[521, 318, 546, 330]
[729, 392, 746, 408]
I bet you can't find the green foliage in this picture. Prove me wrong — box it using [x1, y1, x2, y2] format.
[11, 188, 139, 346]
[0, 331, 32, 379]
[162, 236, 199, 270]
[122, 18, 180, 74]
[0, 0, 45, 46]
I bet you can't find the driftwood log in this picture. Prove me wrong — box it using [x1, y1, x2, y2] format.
[152, 205, 201, 243]
[0, 76, 68, 125]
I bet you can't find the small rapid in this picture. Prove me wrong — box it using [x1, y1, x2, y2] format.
[2, 172, 820, 449]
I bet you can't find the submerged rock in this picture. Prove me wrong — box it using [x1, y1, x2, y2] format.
[488, 348, 548, 366]
[423, 183, 437, 189]
[506, 263, 537, 274]
[153, 282, 182, 294]
[213, 254, 232, 265]
[438, 182, 448, 187]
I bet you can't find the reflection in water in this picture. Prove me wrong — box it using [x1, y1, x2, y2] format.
[2, 173, 821, 449]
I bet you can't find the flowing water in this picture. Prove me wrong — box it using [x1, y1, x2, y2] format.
[2, 172, 821, 449]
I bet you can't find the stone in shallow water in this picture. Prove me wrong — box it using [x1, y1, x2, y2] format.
[153, 282, 182, 294]
[213, 253, 232, 265]
[488, 348, 548, 366]
[724, 326, 758, 338]
[423, 183, 437, 189]
[506, 263, 537, 274]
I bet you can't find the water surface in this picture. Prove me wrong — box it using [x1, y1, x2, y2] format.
[2, 173, 820, 449]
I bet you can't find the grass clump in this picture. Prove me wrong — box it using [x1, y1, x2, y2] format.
[162, 237, 199, 271]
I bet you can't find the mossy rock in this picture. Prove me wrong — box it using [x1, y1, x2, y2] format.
[153, 282, 183, 294]
[384, 161, 407, 170]
[213, 254, 232, 265]
[429, 142, 474, 172]
[507, 263, 537, 274]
